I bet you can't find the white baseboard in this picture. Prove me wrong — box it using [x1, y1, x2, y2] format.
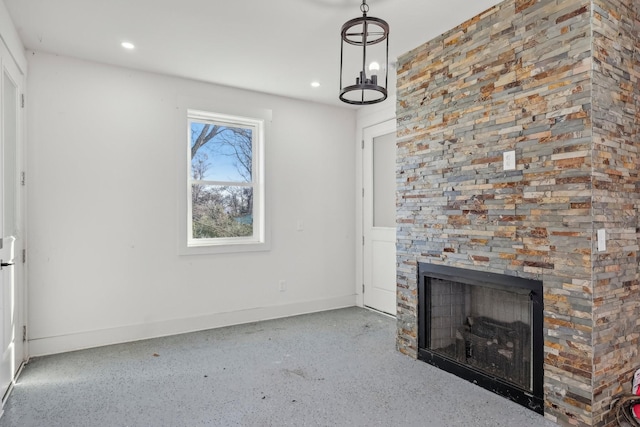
[28, 295, 356, 357]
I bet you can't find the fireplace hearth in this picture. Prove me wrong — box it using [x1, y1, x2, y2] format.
[418, 263, 544, 413]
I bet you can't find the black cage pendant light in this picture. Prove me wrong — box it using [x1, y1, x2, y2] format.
[339, 0, 389, 105]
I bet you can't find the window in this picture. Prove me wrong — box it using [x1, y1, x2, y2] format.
[186, 110, 265, 250]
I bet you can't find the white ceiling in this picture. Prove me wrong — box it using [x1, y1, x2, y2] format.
[4, 0, 500, 108]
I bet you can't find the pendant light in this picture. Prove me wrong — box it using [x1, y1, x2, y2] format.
[339, 0, 389, 105]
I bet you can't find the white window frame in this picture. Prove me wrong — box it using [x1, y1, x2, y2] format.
[183, 109, 267, 254]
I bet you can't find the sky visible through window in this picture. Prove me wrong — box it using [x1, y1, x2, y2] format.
[190, 122, 251, 183]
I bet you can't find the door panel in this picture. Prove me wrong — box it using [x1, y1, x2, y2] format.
[0, 41, 24, 405]
[363, 119, 397, 315]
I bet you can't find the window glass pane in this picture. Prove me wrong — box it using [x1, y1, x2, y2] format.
[184, 109, 266, 251]
[373, 132, 396, 228]
[190, 122, 252, 183]
[192, 184, 253, 239]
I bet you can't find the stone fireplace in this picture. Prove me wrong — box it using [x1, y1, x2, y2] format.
[395, 0, 640, 426]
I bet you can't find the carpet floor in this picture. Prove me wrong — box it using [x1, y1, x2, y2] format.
[0, 307, 557, 426]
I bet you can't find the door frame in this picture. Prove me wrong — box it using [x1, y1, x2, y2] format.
[354, 102, 396, 310]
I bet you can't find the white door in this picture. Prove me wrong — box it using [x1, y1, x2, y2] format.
[0, 42, 25, 405]
[363, 119, 397, 315]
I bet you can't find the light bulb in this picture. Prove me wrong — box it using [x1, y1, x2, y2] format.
[368, 62, 380, 75]
[368, 62, 381, 85]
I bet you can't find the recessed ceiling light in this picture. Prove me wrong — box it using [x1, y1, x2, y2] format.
[311, 81, 320, 88]
[121, 42, 135, 50]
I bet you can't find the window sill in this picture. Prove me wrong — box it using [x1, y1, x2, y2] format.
[179, 239, 270, 256]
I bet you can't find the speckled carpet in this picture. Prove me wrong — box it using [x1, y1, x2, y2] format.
[0, 307, 556, 426]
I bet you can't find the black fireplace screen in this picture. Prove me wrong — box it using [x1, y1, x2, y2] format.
[418, 263, 543, 413]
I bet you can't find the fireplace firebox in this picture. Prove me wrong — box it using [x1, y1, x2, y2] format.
[418, 263, 544, 413]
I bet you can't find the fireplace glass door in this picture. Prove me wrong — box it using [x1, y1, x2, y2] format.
[428, 277, 532, 390]
[418, 263, 543, 413]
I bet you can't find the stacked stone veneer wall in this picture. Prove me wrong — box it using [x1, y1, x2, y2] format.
[395, 0, 640, 426]
[591, 0, 640, 424]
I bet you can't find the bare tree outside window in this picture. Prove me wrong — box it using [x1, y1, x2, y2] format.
[189, 119, 255, 240]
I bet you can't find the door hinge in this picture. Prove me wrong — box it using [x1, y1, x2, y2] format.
[22, 249, 26, 263]
[21, 171, 26, 186]
[362, 284, 365, 293]
[361, 139, 364, 149]
[362, 188, 364, 197]
[362, 236, 364, 245]
[22, 325, 26, 342]
[21, 94, 25, 108]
